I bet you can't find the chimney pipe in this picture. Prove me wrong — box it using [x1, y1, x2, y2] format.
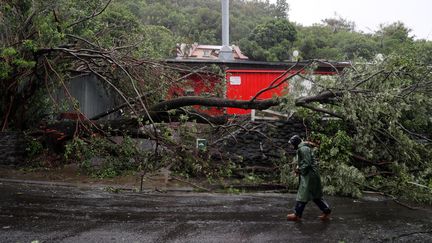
[219, 0, 233, 60]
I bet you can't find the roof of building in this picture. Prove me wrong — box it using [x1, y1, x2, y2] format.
[165, 58, 351, 73]
[176, 43, 249, 60]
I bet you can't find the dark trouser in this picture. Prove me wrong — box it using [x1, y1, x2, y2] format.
[294, 198, 331, 217]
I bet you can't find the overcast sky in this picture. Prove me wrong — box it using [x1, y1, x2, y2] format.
[270, 0, 432, 40]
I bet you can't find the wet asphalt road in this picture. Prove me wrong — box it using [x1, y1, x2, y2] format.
[0, 180, 432, 243]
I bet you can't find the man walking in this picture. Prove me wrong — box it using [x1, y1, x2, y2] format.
[287, 135, 331, 221]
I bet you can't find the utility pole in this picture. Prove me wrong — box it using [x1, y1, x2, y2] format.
[219, 0, 234, 61]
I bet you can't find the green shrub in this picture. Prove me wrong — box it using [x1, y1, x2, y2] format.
[64, 136, 150, 178]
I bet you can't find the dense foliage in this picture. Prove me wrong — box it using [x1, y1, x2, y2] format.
[0, 0, 180, 129]
[283, 52, 432, 203]
[89, 0, 432, 62]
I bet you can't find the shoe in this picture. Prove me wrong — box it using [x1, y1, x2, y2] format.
[287, 213, 301, 221]
[318, 213, 331, 221]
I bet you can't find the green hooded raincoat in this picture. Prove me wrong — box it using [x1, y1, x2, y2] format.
[295, 142, 323, 202]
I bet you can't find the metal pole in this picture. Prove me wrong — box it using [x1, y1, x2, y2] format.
[221, 0, 229, 47]
[219, 0, 233, 60]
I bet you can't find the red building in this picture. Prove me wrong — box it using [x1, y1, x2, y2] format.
[166, 59, 350, 116]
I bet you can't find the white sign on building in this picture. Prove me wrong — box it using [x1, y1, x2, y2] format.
[230, 76, 241, 85]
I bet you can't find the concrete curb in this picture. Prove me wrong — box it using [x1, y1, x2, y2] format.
[0, 177, 197, 193]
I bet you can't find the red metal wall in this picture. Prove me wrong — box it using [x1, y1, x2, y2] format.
[226, 70, 291, 115]
[168, 69, 339, 116]
[167, 73, 224, 116]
